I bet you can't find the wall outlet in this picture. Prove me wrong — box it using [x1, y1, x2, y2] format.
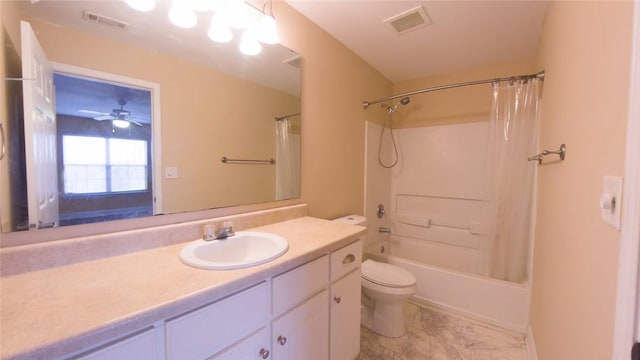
[165, 167, 178, 179]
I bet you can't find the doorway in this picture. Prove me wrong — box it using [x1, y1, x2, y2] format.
[53, 72, 154, 225]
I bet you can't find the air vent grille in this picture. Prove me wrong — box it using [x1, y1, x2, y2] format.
[83, 10, 128, 30]
[283, 55, 301, 69]
[384, 6, 432, 34]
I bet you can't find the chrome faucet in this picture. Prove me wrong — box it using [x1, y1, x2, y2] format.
[203, 221, 235, 241]
[215, 221, 235, 239]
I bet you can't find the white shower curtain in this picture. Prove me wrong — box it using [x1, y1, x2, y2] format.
[483, 78, 541, 283]
[275, 118, 300, 200]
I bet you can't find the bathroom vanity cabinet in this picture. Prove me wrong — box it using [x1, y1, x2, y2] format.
[69, 240, 362, 360]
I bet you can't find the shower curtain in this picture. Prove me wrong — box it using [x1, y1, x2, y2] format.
[483, 78, 542, 283]
[275, 118, 300, 200]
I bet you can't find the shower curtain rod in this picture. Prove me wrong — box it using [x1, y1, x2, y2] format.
[362, 70, 545, 109]
[274, 112, 301, 121]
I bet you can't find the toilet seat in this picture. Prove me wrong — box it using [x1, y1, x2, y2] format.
[361, 259, 416, 288]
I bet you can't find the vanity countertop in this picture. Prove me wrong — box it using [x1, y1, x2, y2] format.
[0, 216, 366, 360]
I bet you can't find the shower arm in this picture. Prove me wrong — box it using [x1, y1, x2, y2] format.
[362, 71, 545, 109]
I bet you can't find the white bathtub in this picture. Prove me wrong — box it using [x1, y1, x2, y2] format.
[366, 237, 530, 334]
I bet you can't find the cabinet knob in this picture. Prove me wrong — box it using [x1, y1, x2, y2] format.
[277, 335, 287, 345]
[333, 296, 342, 304]
[259, 348, 270, 359]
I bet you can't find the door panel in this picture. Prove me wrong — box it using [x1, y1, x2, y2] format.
[20, 20, 59, 229]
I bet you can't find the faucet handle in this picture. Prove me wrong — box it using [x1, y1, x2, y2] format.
[219, 221, 235, 238]
[203, 224, 216, 241]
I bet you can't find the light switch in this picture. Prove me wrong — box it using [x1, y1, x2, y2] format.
[600, 176, 623, 230]
[165, 167, 178, 179]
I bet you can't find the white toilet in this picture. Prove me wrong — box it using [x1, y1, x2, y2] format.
[361, 259, 416, 337]
[332, 215, 417, 338]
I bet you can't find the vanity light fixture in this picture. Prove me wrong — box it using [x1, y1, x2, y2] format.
[168, 1, 198, 28]
[124, 0, 279, 55]
[254, 0, 278, 44]
[239, 28, 262, 55]
[208, 13, 233, 43]
[124, 0, 155, 12]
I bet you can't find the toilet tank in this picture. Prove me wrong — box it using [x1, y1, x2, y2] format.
[332, 215, 367, 227]
[332, 215, 367, 245]
[332, 215, 367, 256]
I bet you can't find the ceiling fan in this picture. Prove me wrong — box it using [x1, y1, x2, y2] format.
[78, 99, 144, 127]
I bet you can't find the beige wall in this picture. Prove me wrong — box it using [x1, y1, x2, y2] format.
[531, 2, 632, 359]
[393, 60, 536, 128]
[0, 1, 23, 231]
[275, 2, 392, 219]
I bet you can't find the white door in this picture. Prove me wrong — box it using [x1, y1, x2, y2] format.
[20, 21, 59, 230]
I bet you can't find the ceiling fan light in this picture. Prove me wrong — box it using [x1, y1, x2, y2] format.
[113, 120, 131, 129]
[208, 16, 233, 43]
[125, 0, 156, 12]
[256, 14, 278, 44]
[168, 3, 198, 28]
[239, 29, 262, 56]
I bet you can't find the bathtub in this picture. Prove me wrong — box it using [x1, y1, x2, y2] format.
[366, 236, 530, 334]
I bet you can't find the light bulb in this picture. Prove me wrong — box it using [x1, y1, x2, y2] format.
[210, 0, 228, 12]
[188, 0, 213, 12]
[168, 2, 198, 28]
[208, 15, 232, 43]
[125, 0, 155, 12]
[113, 120, 131, 129]
[224, 0, 250, 29]
[239, 29, 262, 55]
[256, 14, 278, 44]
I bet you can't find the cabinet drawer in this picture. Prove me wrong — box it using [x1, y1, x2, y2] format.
[73, 328, 157, 360]
[330, 240, 362, 281]
[272, 255, 329, 316]
[210, 327, 270, 360]
[166, 282, 269, 360]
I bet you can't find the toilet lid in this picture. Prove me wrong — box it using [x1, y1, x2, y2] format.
[361, 259, 416, 288]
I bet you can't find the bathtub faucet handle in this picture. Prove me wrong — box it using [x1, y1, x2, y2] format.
[378, 227, 391, 233]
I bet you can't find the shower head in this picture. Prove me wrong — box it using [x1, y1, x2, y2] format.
[388, 96, 411, 114]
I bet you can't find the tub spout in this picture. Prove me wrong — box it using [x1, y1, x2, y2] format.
[378, 227, 391, 233]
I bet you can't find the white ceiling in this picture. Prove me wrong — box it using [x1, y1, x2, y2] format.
[285, 0, 550, 83]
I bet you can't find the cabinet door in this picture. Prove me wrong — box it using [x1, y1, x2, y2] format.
[330, 269, 361, 360]
[272, 289, 329, 360]
[211, 328, 270, 360]
[166, 282, 269, 360]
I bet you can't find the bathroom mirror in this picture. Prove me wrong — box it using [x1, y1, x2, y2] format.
[1, 0, 301, 234]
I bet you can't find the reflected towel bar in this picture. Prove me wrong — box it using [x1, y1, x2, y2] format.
[528, 144, 566, 165]
[221, 157, 276, 165]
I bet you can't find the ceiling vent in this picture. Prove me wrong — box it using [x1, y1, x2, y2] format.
[384, 6, 432, 34]
[82, 10, 128, 30]
[283, 55, 301, 69]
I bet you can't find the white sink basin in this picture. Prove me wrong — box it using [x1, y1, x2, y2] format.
[180, 231, 289, 270]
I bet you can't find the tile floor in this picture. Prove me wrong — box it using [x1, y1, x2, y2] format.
[359, 303, 528, 360]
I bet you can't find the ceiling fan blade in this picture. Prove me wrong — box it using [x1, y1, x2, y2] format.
[94, 115, 115, 121]
[79, 109, 110, 115]
[128, 119, 144, 126]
